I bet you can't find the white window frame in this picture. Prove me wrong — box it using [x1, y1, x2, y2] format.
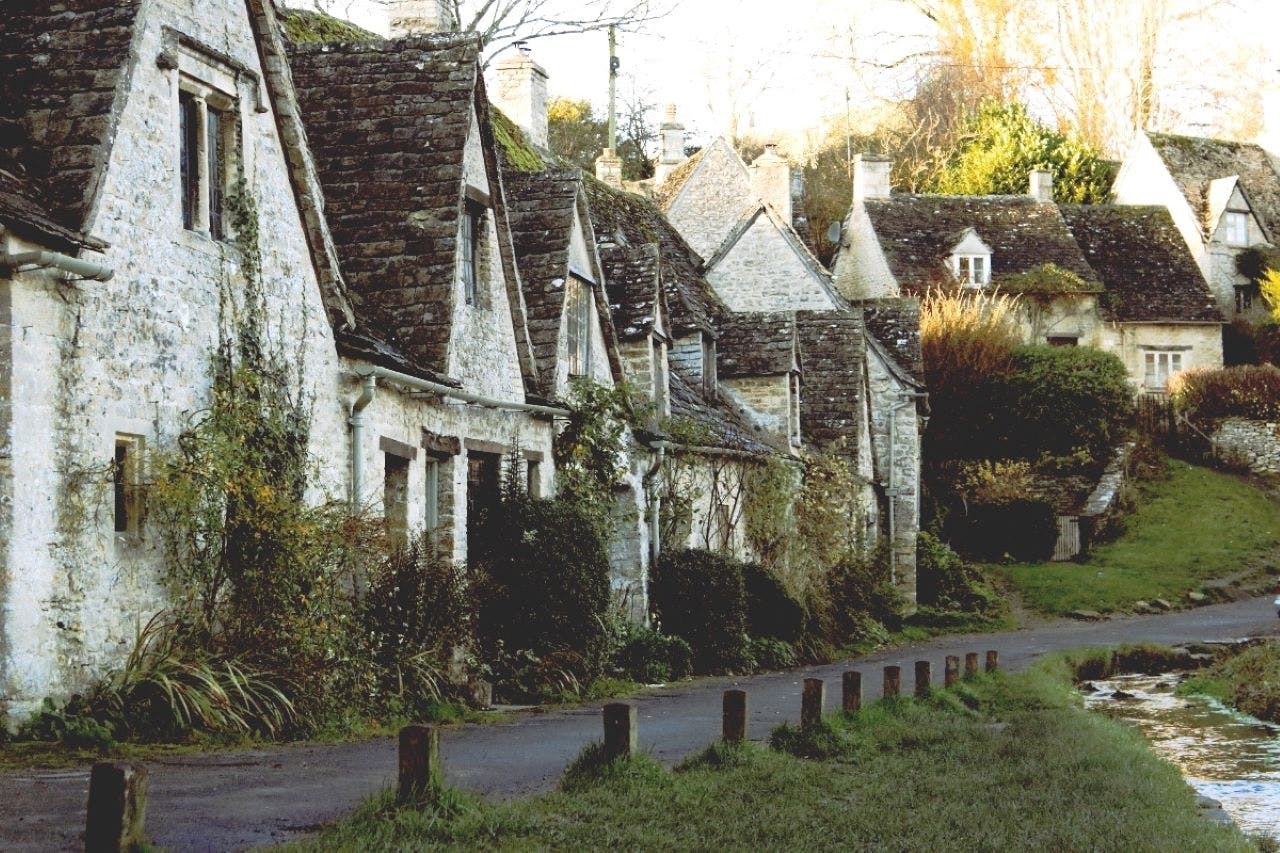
[1224, 211, 1249, 246]
[953, 254, 990, 287]
[1143, 350, 1184, 390]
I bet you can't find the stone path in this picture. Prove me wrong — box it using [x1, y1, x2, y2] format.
[3, 594, 1278, 852]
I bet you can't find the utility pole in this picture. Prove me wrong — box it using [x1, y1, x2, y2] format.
[607, 25, 619, 151]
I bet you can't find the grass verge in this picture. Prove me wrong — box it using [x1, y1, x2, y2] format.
[1178, 639, 1280, 723]
[990, 461, 1280, 616]
[283, 664, 1250, 852]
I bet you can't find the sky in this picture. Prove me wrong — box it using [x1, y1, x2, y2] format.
[306, 0, 1280, 156]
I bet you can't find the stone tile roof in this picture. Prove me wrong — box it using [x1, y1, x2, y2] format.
[795, 310, 865, 454]
[600, 243, 662, 341]
[668, 367, 776, 456]
[1059, 204, 1223, 324]
[864, 195, 1099, 293]
[653, 147, 705, 209]
[1146, 131, 1280, 242]
[0, 0, 142, 244]
[861, 298, 925, 387]
[502, 167, 581, 388]
[289, 35, 492, 378]
[582, 175, 726, 337]
[717, 312, 796, 378]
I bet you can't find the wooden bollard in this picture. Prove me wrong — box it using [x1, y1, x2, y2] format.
[986, 650, 1000, 672]
[398, 724, 442, 803]
[603, 702, 636, 760]
[944, 655, 960, 688]
[85, 762, 148, 853]
[914, 660, 931, 698]
[965, 652, 980, 678]
[801, 678, 825, 731]
[883, 665, 901, 698]
[842, 671, 862, 712]
[723, 689, 747, 743]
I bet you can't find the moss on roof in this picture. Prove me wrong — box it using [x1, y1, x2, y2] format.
[491, 108, 546, 172]
[279, 8, 378, 44]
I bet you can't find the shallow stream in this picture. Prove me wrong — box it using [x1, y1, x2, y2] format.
[1083, 673, 1280, 841]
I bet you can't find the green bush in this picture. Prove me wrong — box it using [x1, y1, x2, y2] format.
[746, 636, 798, 671]
[650, 549, 750, 674]
[1171, 364, 1280, 422]
[805, 545, 902, 652]
[945, 498, 1058, 562]
[915, 532, 999, 611]
[472, 496, 612, 696]
[742, 562, 805, 642]
[1004, 345, 1133, 466]
[607, 621, 692, 683]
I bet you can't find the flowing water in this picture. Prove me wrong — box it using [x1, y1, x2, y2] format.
[1083, 673, 1280, 841]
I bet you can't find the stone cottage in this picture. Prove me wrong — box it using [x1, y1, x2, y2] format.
[0, 1, 562, 721]
[1113, 131, 1280, 321]
[834, 155, 1224, 392]
[653, 135, 926, 603]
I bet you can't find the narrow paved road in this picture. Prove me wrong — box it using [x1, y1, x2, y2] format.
[4, 595, 1278, 852]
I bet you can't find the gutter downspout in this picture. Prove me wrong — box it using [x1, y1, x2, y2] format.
[0, 251, 113, 282]
[642, 444, 665, 565]
[349, 375, 377, 508]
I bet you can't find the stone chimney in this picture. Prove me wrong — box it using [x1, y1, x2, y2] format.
[654, 104, 686, 185]
[1029, 168, 1054, 203]
[389, 0, 457, 37]
[492, 43, 549, 149]
[750, 143, 792, 224]
[852, 153, 892, 205]
[595, 147, 624, 188]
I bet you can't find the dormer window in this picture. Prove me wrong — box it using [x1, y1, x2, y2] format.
[954, 254, 989, 287]
[949, 228, 992, 287]
[565, 276, 592, 377]
[1224, 211, 1248, 246]
[461, 199, 485, 305]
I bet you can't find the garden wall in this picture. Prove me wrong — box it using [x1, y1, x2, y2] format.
[1212, 418, 1280, 475]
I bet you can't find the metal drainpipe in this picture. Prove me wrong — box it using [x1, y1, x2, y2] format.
[642, 444, 665, 564]
[0, 250, 113, 281]
[349, 375, 377, 509]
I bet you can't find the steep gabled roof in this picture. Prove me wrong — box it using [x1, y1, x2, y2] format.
[600, 242, 663, 341]
[861, 298, 925, 387]
[668, 368, 776, 456]
[289, 34, 536, 384]
[502, 167, 581, 387]
[702, 202, 846, 305]
[1059, 204, 1223, 324]
[795, 311, 866, 454]
[863, 195, 1099, 293]
[582, 174, 727, 337]
[0, 0, 142, 245]
[1146, 131, 1280, 242]
[717, 312, 797, 378]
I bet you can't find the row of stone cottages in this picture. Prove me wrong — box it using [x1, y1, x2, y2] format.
[0, 1, 925, 721]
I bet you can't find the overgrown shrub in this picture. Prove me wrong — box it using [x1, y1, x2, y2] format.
[1170, 364, 1280, 422]
[471, 496, 612, 697]
[746, 636, 798, 671]
[915, 532, 999, 611]
[607, 621, 692, 683]
[649, 549, 750, 673]
[944, 498, 1057, 562]
[742, 562, 805, 642]
[806, 544, 902, 652]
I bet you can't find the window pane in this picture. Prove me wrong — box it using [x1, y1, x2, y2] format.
[207, 107, 224, 240]
[179, 92, 198, 230]
[460, 210, 475, 303]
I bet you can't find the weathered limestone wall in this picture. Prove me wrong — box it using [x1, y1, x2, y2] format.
[864, 347, 920, 605]
[705, 215, 839, 313]
[669, 333, 705, 388]
[833, 207, 899, 299]
[1212, 418, 1280, 474]
[1009, 294, 1104, 346]
[0, 0, 352, 719]
[722, 375, 791, 437]
[663, 139, 752, 261]
[1097, 323, 1223, 391]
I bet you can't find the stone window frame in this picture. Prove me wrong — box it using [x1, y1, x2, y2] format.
[1223, 210, 1249, 247]
[112, 432, 147, 540]
[165, 35, 249, 243]
[1142, 347, 1187, 390]
[380, 436, 417, 547]
[565, 275, 593, 377]
[952, 253, 990, 288]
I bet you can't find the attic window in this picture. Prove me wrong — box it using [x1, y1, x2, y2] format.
[1224, 211, 1248, 246]
[953, 254, 990, 287]
[461, 198, 487, 306]
[178, 85, 236, 240]
[565, 276, 593, 376]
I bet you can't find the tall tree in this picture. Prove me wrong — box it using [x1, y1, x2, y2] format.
[546, 90, 656, 181]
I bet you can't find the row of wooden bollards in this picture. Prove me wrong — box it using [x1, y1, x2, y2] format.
[81, 649, 1001, 850]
